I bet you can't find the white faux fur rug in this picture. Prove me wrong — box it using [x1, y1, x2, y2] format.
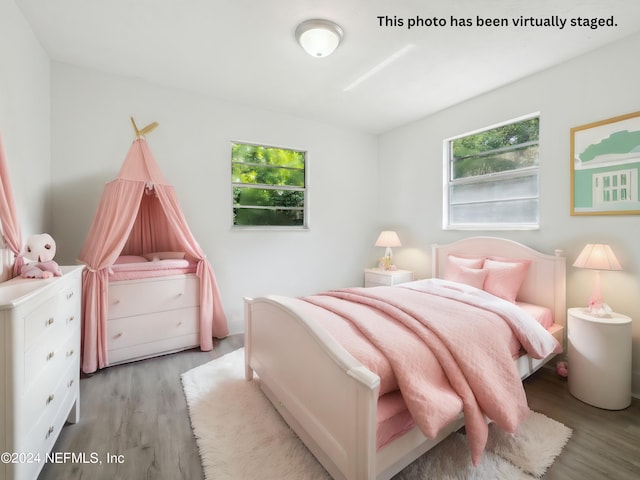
[181, 348, 571, 480]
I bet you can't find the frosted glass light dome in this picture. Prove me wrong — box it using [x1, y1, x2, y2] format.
[295, 19, 344, 58]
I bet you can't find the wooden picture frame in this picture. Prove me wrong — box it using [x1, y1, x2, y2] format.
[571, 111, 640, 215]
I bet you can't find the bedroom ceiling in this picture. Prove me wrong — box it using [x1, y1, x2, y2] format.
[15, 0, 640, 134]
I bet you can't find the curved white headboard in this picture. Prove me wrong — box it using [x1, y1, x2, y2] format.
[432, 237, 566, 329]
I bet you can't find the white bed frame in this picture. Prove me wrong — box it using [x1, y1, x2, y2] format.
[244, 237, 566, 480]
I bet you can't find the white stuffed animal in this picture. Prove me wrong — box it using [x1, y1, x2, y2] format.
[20, 233, 62, 279]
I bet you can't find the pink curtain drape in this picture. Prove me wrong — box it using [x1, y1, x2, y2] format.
[0, 132, 24, 277]
[78, 138, 228, 373]
[155, 184, 228, 348]
[78, 179, 144, 373]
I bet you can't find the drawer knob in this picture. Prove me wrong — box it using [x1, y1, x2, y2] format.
[114, 332, 123, 339]
[67, 349, 75, 357]
[46, 425, 55, 439]
[67, 379, 75, 388]
[67, 291, 74, 300]
[46, 351, 55, 361]
[46, 317, 55, 326]
[68, 315, 75, 323]
[46, 394, 55, 405]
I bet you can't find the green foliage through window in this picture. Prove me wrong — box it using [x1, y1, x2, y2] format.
[451, 118, 539, 180]
[232, 143, 306, 227]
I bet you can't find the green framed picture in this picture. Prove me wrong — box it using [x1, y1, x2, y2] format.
[571, 111, 640, 215]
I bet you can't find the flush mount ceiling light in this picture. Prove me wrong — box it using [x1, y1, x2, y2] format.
[295, 19, 344, 58]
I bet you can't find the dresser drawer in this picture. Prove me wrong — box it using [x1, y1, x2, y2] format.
[24, 294, 60, 349]
[24, 281, 80, 350]
[107, 306, 199, 350]
[23, 341, 80, 429]
[364, 269, 414, 287]
[24, 325, 79, 390]
[108, 331, 200, 365]
[108, 275, 199, 319]
[20, 372, 79, 479]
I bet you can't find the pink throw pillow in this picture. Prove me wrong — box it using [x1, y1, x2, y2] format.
[444, 254, 485, 280]
[447, 266, 488, 289]
[114, 255, 148, 264]
[483, 258, 531, 303]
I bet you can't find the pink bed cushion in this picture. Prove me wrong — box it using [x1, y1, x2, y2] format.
[376, 391, 415, 450]
[109, 258, 196, 281]
[516, 302, 554, 329]
[446, 266, 488, 289]
[482, 258, 531, 303]
[143, 251, 186, 261]
[114, 255, 148, 264]
[110, 258, 191, 272]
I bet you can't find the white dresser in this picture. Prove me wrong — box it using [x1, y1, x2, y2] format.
[0, 265, 83, 480]
[106, 274, 200, 365]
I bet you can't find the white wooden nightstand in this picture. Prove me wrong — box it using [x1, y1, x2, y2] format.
[364, 268, 414, 287]
[567, 307, 632, 410]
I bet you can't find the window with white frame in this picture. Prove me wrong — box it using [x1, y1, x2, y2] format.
[444, 115, 540, 229]
[232, 142, 307, 228]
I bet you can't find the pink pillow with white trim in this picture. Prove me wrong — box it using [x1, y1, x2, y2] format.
[483, 258, 531, 303]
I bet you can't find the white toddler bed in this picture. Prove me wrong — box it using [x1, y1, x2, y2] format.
[244, 237, 566, 480]
[105, 254, 200, 365]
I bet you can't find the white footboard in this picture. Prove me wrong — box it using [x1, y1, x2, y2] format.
[245, 295, 380, 480]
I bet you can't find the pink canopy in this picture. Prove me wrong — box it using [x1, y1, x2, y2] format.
[0, 132, 24, 278]
[78, 137, 228, 373]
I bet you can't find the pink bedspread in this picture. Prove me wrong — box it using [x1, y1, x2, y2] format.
[303, 278, 561, 464]
[109, 258, 196, 281]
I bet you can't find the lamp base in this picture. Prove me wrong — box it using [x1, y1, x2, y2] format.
[586, 270, 612, 316]
[587, 302, 613, 317]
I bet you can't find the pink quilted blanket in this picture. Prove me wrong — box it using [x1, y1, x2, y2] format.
[303, 279, 561, 465]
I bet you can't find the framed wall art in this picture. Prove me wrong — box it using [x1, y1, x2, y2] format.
[571, 110, 640, 215]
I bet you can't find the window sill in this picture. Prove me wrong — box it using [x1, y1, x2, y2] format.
[231, 225, 310, 232]
[443, 224, 539, 231]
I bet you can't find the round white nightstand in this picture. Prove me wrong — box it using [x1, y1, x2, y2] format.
[567, 307, 632, 410]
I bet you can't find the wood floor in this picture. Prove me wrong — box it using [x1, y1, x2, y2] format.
[39, 335, 639, 480]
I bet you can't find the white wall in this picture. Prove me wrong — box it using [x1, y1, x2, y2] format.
[0, 0, 51, 248]
[50, 63, 379, 332]
[378, 31, 640, 396]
